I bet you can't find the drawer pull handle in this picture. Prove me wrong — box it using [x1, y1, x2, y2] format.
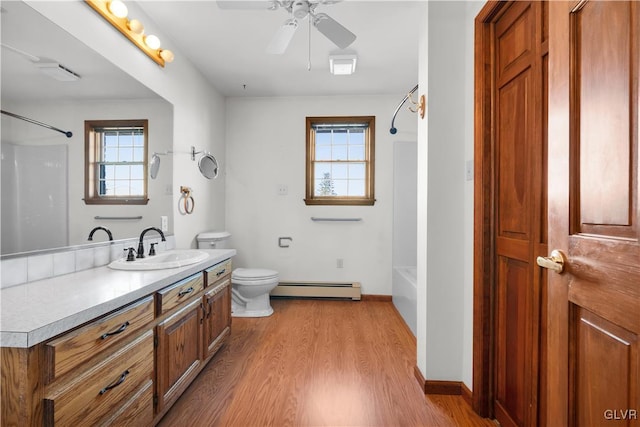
[101, 321, 130, 340]
[216, 268, 226, 277]
[99, 370, 129, 395]
[178, 286, 194, 297]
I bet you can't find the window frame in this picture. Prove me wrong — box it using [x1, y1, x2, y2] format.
[304, 116, 376, 206]
[84, 119, 149, 205]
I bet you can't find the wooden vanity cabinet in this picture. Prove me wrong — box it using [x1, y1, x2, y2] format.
[153, 262, 232, 419]
[155, 297, 203, 414]
[203, 277, 231, 360]
[42, 295, 156, 427]
[43, 331, 154, 426]
[44, 296, 154, 382]
[0, 258, 233, 427]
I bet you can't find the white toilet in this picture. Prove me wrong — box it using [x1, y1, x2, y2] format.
[197, 232, 279, 317]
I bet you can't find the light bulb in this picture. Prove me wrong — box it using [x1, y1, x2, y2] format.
[159, 49, 175, 63]
[107, 0, 128, 18]
[144, 34, 161, 50]
[127, 19, 144, 35]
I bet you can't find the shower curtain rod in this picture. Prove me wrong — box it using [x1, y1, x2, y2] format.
[389, 84, 418, 135]
[1, 110, 73, 138]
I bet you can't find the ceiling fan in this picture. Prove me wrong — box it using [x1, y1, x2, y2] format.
[217, 0, 356, 54]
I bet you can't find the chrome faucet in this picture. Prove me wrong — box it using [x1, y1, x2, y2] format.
[137, 227, 166, 258]
[88, 226, 113, 241]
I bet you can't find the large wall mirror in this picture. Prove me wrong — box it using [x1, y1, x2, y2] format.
[1, 1, 174, 255]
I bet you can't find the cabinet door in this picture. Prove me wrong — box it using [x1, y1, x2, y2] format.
[203, 278, 231, 360]
[155, 298, 203, 414]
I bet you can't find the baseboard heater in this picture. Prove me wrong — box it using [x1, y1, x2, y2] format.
[271, 281, 361, 300]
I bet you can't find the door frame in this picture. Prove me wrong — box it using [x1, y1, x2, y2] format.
[472, 1, 509, 418]
[473, 1, 548, 421]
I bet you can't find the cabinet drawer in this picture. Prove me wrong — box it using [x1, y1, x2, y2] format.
[44, 330, 154, 427]
[156, 273, 204, 315]
[45, 296, 154, 382]
[98, 380, 153, 427]
[205, 259, 232, 286]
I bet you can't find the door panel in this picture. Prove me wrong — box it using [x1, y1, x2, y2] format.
[573, 308, 638, 427]
[474, 1, 548, 424]
[495, 258, 530, 427]
[498, 70, 532, 239]
[547, 1, 640, 426]
[493, 2, 543, 427]
[573, 0, 635, 234]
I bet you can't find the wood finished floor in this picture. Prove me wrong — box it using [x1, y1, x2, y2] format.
[158, 299, 495, 427]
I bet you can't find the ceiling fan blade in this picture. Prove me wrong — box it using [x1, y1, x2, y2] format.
[266, 18, 298, 54]
[217, 1, 276, 10]
[312, 12, 356, 49]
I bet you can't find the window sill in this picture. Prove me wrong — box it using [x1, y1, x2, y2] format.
[83, 198, 149, 205]
[304, 198, 375, 206]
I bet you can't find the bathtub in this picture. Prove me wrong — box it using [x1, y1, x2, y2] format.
[392, 266, 417, 336]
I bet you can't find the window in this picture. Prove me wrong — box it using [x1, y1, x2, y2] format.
[305, 116, 375, 206]
[84, 119, 149, 205]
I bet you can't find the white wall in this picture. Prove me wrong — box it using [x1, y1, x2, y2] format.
[27, 1, 227, 249]
[225, 96, 416, 295]
[416, 1, 482, 391]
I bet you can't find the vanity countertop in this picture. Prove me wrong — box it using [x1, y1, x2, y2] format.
[0, 249, 236, 348]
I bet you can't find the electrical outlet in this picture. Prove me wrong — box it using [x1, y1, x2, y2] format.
[160, 216, 168, 232]
[337, 258, 344, 268]
[465, 160, 474, 181]
[277, 184, 288, 196]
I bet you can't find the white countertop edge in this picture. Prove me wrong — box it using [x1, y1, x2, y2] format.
[0, 249, 236, 348]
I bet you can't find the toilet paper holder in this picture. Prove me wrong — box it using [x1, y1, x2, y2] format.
[278, 237, 293, 248]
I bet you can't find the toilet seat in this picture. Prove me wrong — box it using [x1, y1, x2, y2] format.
[232, 268, 278, 281]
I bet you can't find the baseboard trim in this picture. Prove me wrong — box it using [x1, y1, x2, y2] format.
[461, 382, 472, 406]
[390, 302, 416, 343]
[361, 294, 392, 302]
[413, 368, 472, 398]
[425, 380, 463, 395]
[414, 366, 426, 391]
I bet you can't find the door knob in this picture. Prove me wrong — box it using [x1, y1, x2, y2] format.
[536, 249, 566, 273]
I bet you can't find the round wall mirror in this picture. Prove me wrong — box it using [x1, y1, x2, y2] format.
[199, 153, 219, 179]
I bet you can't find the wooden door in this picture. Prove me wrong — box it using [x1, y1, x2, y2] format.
[474, 1, 548, 426]
[203, 278, 231, 360]
[155, 298, 203, 414]
[547, 1, 640, 426]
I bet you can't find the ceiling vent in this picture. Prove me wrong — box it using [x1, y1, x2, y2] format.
[34, 62, 81, 82]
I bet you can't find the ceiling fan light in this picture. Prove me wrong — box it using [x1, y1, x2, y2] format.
[329, 54, 357, 75]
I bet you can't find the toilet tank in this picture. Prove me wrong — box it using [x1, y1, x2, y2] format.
[197, 231, 231, 249]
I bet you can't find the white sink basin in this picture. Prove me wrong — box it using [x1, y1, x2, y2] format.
[108, 249, 209, 271]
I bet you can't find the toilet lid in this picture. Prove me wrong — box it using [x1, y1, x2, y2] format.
[233, 268, 278, 281]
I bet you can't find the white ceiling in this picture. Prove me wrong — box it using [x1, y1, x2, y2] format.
[1, 1, 421, 102]
[137, 1, 422, 97]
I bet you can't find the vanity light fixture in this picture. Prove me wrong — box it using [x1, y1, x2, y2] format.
[85, 0, 174, 67]
[329, 53, 357, 75]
